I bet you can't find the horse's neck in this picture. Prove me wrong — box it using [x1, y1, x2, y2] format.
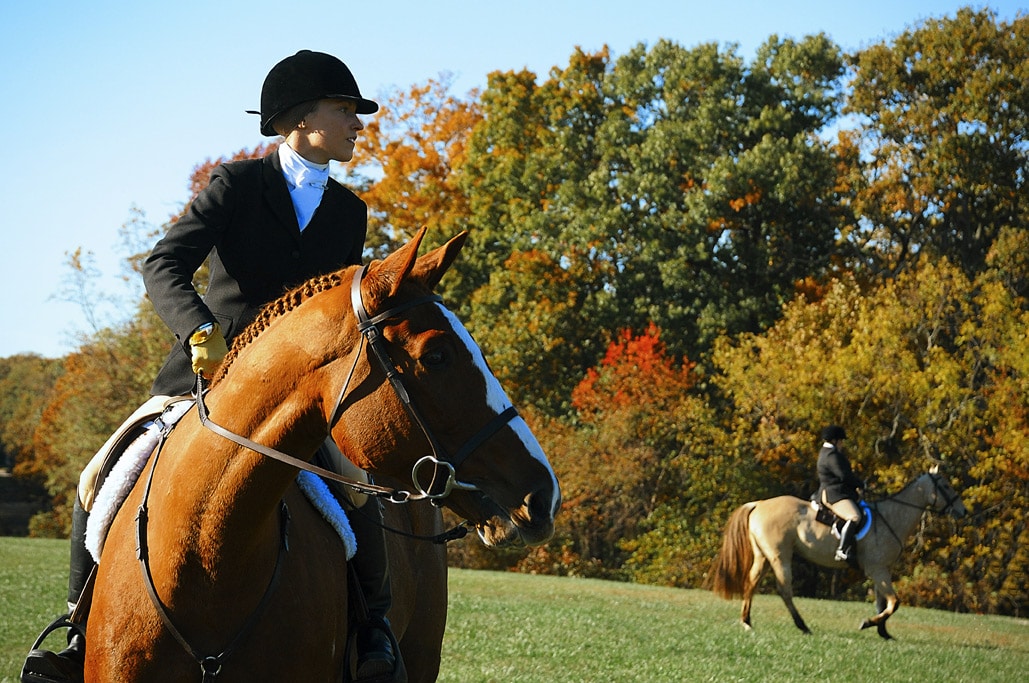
[876, 479, 931, 541]
[149, 357, 335, 566]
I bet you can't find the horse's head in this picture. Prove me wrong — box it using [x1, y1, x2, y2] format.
[922, 464, 967, 519]
[329, 228, 560, 547]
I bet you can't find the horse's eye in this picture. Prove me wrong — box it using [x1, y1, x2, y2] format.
[421, 349, 446, 367]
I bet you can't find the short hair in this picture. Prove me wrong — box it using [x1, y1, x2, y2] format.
[271, 99, 319, 137]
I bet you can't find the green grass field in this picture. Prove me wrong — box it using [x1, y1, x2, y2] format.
[2, 537, 1026, 682]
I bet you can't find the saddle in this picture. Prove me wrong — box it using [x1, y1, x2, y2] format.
[86, 402, 357, 563]
[810, 497, 872, 542]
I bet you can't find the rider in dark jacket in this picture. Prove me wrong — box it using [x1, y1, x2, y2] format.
[22, 51, 398, 683]
[817, 425, 865, 561]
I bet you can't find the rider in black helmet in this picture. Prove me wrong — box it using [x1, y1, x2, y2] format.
[816, 425, 865, 562]
[23, 50, 399, 683]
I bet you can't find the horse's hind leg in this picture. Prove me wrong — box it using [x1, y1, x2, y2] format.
[740, 552, 766, 630]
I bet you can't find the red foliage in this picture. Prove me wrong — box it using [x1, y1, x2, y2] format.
[571, 323, 695, 418]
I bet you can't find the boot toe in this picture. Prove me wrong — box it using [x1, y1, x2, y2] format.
[356, 627, 395, 680]
[21, 649, 84, 683]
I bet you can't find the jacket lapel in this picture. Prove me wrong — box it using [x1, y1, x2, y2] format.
[262, 151, 302, 242]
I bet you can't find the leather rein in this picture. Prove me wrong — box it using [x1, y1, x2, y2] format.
[194, 264, 518, 504]
[867, 473, 962, 547]
[134, 264, 518, 680]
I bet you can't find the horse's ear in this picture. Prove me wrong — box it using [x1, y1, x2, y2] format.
[408, 230, 469, 292]
[382, 227, 429, 297]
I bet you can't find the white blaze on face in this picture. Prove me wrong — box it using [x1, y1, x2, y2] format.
[441, 306, 561, 511]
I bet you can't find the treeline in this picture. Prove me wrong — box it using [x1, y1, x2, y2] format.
[1, 7, 1025, 615]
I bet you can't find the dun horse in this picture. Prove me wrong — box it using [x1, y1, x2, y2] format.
[83, 228, 561, 681]
[709, 466, 966, 639]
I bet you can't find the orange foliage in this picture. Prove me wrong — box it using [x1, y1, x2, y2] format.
[793, 275, 829, 302]
[728, 185, 763, 212]
[571, 323, 695, 419]
[357, 76, 483, 239]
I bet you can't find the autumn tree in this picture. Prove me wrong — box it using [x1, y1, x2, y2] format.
[0, 355, 63, 474]
[518, 325, 704, 578]
[712, 254, 1028, 614]
[349, 74, 482, 266]
[27, 305, 169, 536]
[841, 7, 1028, 277]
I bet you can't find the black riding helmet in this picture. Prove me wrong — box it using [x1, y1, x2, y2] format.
[248, 50, 379, 136]
[821, 425, 847, 442]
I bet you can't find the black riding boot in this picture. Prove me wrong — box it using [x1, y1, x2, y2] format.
[835, 519, 857, 562]
[347, 498, 402, 682]
[22, 498, 94, 683]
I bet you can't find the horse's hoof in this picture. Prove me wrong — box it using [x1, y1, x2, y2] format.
[860, 619, 874, 630]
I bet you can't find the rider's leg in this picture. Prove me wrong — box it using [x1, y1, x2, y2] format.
[348, 497, 399, 680]
[21, 497, 94, 682]
[835, 519, 857, 561]
[318, 440, 400, 681]
[830, 498, 862, 561]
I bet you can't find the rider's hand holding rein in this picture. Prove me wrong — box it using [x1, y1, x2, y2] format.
[190, 322, 228, 378]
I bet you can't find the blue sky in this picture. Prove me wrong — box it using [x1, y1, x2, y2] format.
[1, 0, 1022, 358]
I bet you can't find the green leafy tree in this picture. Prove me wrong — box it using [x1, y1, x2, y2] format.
[842, 7, 1028, 276]
[466, 249, 592, 414]
[456, 37, 846, 417]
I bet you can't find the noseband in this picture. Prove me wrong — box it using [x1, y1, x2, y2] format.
[928, 473, 962, 515]
[341, 265, 518, 501]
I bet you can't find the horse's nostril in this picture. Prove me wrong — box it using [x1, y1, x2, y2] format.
[525, 487, 558, 519]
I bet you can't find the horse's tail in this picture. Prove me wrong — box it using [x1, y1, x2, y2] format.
[707, 502, 756, 600]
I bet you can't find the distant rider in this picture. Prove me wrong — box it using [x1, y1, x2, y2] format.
[816, 425, 864, 562]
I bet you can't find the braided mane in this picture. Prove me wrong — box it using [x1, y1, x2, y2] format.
[211, 269, 350, 385]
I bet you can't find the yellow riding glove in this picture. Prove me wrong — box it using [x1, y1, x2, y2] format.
[189, 322, 228, 377]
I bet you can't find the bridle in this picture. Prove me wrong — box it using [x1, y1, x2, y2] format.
[925, 472, 963, 516]
[135, 263, 521, 679]
[875, 472, 962, 516]
[195, 264, 519, 503]
[341, 264, 518, 501]
[868, 472, 964, 546]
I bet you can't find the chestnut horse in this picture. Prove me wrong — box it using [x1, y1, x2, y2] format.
[84, 229, 560, 681]
[709, 466, 966, 639]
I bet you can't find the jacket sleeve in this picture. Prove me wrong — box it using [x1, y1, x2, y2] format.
[142, 166, 234, 351]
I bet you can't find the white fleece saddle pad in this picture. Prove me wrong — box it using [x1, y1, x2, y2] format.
[84, 402, 355, 561]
